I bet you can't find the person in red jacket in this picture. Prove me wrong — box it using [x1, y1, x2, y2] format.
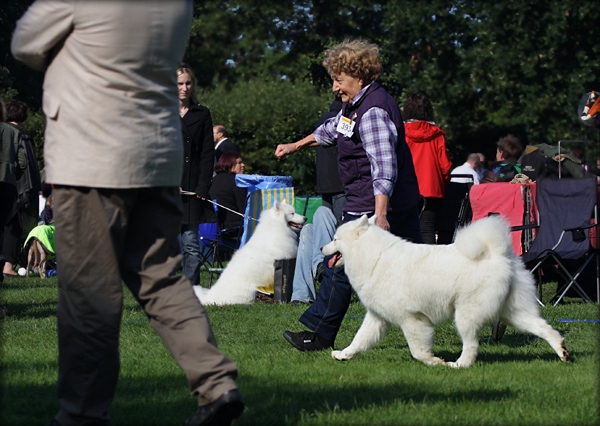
[403, 92, 452, 244]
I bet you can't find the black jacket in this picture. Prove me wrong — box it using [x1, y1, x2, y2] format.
[180, 103, 215, 224]
[315, 100, 344, 195]
[209, 172, 247, 229]
[215, 138, 240, 163]
[9, 123, 41, 234]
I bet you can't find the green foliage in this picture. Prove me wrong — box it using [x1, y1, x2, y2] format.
[201, 76, 332, 191]
[1, 274, 599, 425]
[0, 0, 45, 110]
[21, 108, 46, 173]
[382, 1, 600, 163]
[3, 0, 600, 179]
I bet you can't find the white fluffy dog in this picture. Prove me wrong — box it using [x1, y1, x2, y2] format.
[322, 215, 569, 368]
[194, 201, 306, 305]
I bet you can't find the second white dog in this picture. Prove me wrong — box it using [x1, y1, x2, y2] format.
[194, 200, 306, 305]
[322, 214, 569, 368]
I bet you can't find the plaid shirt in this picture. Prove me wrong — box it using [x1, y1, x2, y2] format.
[313, 83, 398, 197]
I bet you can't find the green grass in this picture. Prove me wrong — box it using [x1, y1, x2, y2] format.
[1, 273, 599, 426]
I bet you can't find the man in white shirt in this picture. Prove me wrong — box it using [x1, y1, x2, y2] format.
[213, 125, 240, 163]
[450, 153, 481, 184]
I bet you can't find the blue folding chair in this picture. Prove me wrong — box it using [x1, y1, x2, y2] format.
[198, 200, 244, 286]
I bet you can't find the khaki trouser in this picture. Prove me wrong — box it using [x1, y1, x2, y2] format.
[53, 186, 238, 426]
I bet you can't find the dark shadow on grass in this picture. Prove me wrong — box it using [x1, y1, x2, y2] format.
[1, 302, 58, 320]
[0, 375, 513, 426]
[234, 375, 512, 425]
[434, 333, 590, 364]
[0, 276, 57, 290]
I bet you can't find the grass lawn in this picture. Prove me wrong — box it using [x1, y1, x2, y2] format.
[1, 273, 598, 426]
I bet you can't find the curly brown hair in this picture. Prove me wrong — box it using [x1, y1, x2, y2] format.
[402, 92, 435, 122]
[5, 100, 29, 123]
[322, 39, 382, 83]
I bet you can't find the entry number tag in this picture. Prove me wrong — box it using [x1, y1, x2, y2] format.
[336, 116, 355, 138]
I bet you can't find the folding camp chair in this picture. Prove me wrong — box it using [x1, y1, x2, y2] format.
[437, 174, 474, 244]
[469, 182, 538, 256]
[197, 198, 246, 286]
[521, 176, 599, 305]
[235, 174, 295, 248]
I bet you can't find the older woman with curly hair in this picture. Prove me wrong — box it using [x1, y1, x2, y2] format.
[275, 39, 422, 352]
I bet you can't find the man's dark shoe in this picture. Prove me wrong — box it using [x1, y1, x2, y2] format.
[283, 330, 333, 351]
[189, 389, 244, 426]
[492, 321, 507, 341]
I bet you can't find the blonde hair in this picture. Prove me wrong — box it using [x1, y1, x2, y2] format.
[322, 39, 382, 83]
[177, 66, 199, 104]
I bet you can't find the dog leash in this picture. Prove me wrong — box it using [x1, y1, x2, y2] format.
[200, 197, 259, 222]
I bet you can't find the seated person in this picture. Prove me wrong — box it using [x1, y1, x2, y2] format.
[450, 153, 481, 184]
[209, 152, 247, 230]
[206, 153, 247, 259]
[482, 134, 524, 183]
[290, 205, 340, 304]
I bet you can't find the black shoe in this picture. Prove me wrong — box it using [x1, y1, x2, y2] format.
[189, 389, 244, 426]
[45, 420, 62, 426]
[283, 330, 333, 352]
[492, 321, 507, 341]
[314, 262, 324, 283]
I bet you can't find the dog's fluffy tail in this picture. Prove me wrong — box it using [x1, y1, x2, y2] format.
[453, 215, 513, 260]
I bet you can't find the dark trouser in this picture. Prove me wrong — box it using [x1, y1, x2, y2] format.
[2, 214, 22, 265]
[53, 186, 238, 426]
[419, 197, 442, 244]
[321, 192, 347, 223]
[0, 182, 17, 270]
[299, 207, 423, 343]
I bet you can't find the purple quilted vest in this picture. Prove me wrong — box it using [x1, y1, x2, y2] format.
[337, 81, 420, 213]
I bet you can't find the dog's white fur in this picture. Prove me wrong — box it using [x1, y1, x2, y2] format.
[194, 200, 306, 305]
[322, 215, 569, 368]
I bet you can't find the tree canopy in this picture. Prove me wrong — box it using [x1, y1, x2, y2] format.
[2, 0, 599, 190]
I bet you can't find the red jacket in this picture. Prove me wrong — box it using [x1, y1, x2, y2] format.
[404, 121, 452, 198]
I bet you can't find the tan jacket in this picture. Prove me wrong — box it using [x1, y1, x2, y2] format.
[11, 0, 193, 188]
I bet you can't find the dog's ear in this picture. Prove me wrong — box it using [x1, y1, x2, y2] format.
[358, 215, 369, 229]
[351, 215, 370, 238]
[274, 201, 281, 210]
[368, 214, 377, 225]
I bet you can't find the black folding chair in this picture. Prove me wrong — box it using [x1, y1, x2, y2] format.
[521, 176, 599, 305]
[198, 199, 244, 287]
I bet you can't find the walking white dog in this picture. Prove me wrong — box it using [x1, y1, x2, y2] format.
[322, 215, 569, 368]
[194, 200, 306, 305]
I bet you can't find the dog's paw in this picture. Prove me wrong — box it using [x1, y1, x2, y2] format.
[331, 350, 354, 361]
[446, 359, 474, 368]
[420, 356, 446, 367]
[560, 341, 570, 362]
